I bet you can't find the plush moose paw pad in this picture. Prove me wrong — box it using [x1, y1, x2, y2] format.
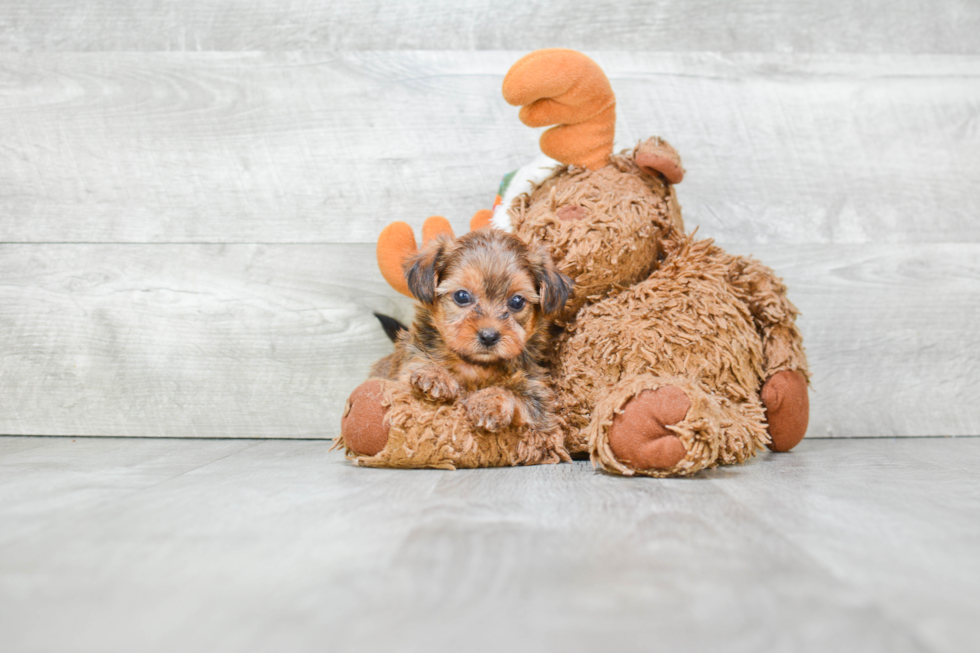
[607, 385, 691, 470]
[762, 370, 809, 452]
[635, 137, 685, 185]
[464, 388, 516, 432]
[340, 380, 389, 457]
[409, 366, 460, 402]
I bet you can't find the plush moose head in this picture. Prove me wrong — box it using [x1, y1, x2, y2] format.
[375, 50, 693, 322]
[499, 49, 690, 319]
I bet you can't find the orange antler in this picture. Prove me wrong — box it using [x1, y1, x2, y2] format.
[377, 211, 493, 297]
[377, 222, 418, 297]
[469, 209, 493, 231]
[377, 216, 453, 297]
[502, 49, 616, 171]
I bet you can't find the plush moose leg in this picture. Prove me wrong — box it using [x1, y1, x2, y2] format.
[588, 375, 771, 477]
[761, 370, 809, 452]
[723, 257, 811, 452]
[336, 379, 569, 470]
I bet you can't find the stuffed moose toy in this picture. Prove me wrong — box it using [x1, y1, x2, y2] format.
[336, 49, 810, 477]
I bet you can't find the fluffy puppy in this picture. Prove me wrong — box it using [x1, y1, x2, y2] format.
[373, 229, 573, 432]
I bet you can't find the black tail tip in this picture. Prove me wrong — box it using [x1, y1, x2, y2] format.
[373, 312, 408, 342]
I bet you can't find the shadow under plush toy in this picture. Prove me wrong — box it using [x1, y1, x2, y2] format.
[336, 49, 810, 477]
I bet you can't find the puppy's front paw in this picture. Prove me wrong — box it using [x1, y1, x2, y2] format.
[464, 387, 516, 432]
[409, 366, 460, 402]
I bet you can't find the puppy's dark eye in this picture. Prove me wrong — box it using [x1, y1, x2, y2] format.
[508, 295, 526, 311]
[453, 290, 472, 306]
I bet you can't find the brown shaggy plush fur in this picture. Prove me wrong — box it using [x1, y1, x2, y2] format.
[335, 378, 568, 470]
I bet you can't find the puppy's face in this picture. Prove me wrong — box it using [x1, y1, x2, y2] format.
[405, 230, 572, 364]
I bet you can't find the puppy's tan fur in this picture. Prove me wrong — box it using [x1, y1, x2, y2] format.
[373, 229, 572, 433]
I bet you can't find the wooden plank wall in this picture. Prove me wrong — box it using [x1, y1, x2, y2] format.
[1, 2, 978, 438]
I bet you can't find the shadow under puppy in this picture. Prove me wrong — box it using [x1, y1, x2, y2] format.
[373, 229, 573, 433]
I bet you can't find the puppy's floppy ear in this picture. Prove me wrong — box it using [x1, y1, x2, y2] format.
[404, 235, 452, 304]
[529, 247, 574, 317]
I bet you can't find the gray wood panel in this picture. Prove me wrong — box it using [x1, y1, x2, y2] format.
[0, 1, 977, 54]
[1, 437, 977, 652]
[1, 242, 977, 438]
[0, 436, 56, 457]
[1, 52, 977, 244]
[0, 243, 404, 438]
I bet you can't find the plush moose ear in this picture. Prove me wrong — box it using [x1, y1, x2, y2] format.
[635, 137, 685, 185]
[404, 236, 452, 305]
[529, 248, 574, 317]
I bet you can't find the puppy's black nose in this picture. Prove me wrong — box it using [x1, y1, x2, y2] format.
[478, 329, 500, 347]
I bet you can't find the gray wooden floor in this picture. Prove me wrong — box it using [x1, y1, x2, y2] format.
[2, 435, 977, 653]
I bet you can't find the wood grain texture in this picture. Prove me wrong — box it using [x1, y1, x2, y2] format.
[0, 437, 260, 547]
[1, 52, 978, 244]
[0, 243, 405, 438]
[709, 437, 980, 653]
[0, 1, 977, 54]
[1, 437, 977, 652]
[0, 242, 977, 438]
